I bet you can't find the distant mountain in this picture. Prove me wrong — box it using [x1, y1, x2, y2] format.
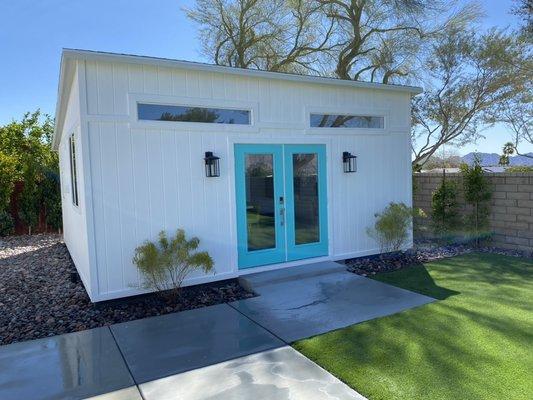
[462, 152, 533, 167]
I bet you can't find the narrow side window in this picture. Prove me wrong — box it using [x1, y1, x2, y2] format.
[69, 134, 79, 206]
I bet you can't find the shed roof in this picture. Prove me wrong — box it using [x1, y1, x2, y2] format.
[53, 48, 423, 148]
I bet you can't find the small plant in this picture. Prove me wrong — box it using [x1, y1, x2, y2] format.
[367, 202, 419, 253]
[133, 229, 214, 297]
[460, 156, 492, 245]
[431, 171, 461, 238]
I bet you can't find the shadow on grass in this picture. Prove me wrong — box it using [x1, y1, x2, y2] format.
[374, 264, 460, 300]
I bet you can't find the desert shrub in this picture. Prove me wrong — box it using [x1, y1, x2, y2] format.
[0, 211, 14, 237]
[133, 229, 214, 297]
[367, 202, 418, 253]
[461, 158, 492, 245]
[431, 173, 461, 237]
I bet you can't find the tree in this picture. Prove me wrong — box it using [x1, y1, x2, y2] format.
[411, 28, 530, 167]
[512, 0, 532, 36]
[460, 156, 492, 246]
[316, 0, 478, 82]
[431, 172, 461, 237]
[185, 0, 337, 74]
[0, 110, 61, 234]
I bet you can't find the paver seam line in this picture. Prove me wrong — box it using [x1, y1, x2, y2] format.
[223, 302, 290, 345]
[107, 326, 146, 400]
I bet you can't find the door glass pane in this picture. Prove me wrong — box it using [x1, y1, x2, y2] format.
[245, 154, 276, 251]
[293, 153, 319, 245]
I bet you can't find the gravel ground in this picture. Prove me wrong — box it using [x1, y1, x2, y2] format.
[0, 234, 253, 346]
[346, 241, 531, 277]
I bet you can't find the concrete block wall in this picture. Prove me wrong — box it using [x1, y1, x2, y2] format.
[413, 172, 533, 253]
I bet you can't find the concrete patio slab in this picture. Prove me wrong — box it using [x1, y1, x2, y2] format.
[232, 262, 435, 342]
[0, 327, 137, 400]
[110, 303, 284, 384]
[139, 346, 366, 400]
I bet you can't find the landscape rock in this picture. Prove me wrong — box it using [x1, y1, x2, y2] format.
[0, 234, 254, 346]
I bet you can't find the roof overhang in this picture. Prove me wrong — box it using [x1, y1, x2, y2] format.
[53, 48, 423, 149]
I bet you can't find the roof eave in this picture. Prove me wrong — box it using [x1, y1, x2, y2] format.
[61, 48, 424, 95]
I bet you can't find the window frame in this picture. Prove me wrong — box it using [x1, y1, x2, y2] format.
[137, 103, 252, 125]
[129, 94, 259, 133]
[309, 113, 385, 129]
[69, 133, 79, 207]
[305, 106, 389, 135]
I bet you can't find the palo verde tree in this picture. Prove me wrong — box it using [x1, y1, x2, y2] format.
[185, 0, 337, 74]
[411, 28, 531, 168]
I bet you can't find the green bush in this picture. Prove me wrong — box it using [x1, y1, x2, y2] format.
[460, 158, 492, 245]
[431, 173, 461, 237]
[0, 152, 18, 213]
[133, 229, 214, 297]
[0, 211, 14, 237]
[367, 202, 418, 253]
[0, 111, 61, 234]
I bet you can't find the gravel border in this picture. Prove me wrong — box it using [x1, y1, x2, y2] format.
[0, 234, 253, 346]
[346, 241, 531, 277]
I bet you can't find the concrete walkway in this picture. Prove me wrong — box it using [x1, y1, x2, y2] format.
[0, 262, 434, 400]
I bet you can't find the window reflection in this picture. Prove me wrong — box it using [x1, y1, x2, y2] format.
[138, 103, 251, 124]
[310, 114, 383, 128]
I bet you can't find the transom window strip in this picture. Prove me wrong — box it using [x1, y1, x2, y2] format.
[138, 103, 251, 125]
[310, 114, 384, 128]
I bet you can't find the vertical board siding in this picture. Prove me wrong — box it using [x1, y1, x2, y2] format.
[82, 59, 413, 299]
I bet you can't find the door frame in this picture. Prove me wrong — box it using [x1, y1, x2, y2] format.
[284, 144, 328, 262]
[234, 144, 286, 269]
[234, 143, 328, 269]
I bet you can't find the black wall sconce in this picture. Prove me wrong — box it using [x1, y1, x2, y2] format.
[204, 151, 220, 177]
[342, 152, 357, 173]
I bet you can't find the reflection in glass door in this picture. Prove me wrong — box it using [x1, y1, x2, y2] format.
[235, 145, 286, 268]
[284, 145, 328, 261]
[235, 144, 328, 269]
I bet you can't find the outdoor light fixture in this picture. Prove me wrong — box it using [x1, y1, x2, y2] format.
[343, 151, 357, 173]
[204, 151, 220, 177]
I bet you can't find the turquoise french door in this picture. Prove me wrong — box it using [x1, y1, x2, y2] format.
[235, 144, 328, 269]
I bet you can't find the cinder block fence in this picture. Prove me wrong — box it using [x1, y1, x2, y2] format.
[413, 173, 533, 253]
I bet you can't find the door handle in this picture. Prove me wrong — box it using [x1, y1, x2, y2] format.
[279, 196, 285, 226]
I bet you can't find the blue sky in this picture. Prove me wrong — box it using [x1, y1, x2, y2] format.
[0, 0, 530, 155]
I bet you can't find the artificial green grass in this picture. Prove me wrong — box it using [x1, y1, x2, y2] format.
[294, 253, 533, 400]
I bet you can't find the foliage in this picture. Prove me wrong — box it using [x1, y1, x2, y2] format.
[0, 152, 18, 213]
[0, 110, 61, 234]
[460, 157, 492, 244]
[431, 173, 461, 237]
[185, 0, 336, 74]
[133, 229, 214, 296]
[42, 169, 63, 231]
[186, 0, 476, 80]
[506, 165, 533, 172]
[367, 202, 418, 253]
[0, 211, 14, 237]
[18, 163, 40, 235]
[412, 28, 531, 167]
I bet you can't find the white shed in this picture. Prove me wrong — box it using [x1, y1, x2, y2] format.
[53, 49, 421, 302]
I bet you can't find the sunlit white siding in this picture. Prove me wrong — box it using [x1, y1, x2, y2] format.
[55, 50, 418, 301]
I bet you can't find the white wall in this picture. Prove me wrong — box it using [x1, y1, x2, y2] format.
[58, 64, 93, 295]
[73, 58, 412, 301]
